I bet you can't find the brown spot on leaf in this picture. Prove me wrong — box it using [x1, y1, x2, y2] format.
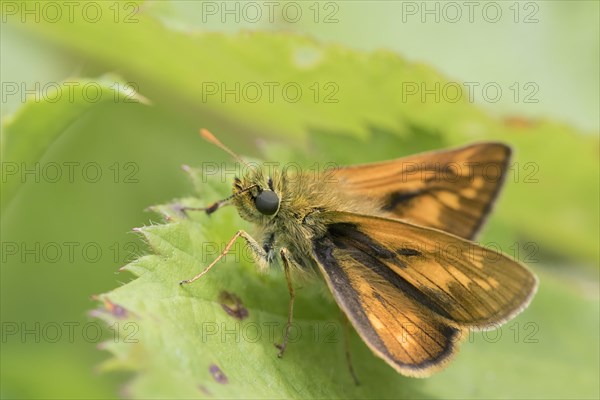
[197, 384, 211, 395]
[209, 364, 228, 384]
[90, 296, 129, 319]
[102, 298, 128, 318]
[219, 291, 248, 320]
[504, 116, 537, 129]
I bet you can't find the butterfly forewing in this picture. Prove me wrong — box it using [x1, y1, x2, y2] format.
[332, 143, 511, 239]
[312, 211, 537, 375]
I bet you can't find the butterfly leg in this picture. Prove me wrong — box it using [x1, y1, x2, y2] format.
[179, 230, 267, 285]
[342, 314, 360, 385]
[276, 248, 295, 358]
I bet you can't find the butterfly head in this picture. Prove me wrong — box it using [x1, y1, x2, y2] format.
[197, 128, 282, 222]
[231, 168, 282, 223]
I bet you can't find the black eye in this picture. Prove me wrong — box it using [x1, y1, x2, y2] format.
[255, 190, 279, 216]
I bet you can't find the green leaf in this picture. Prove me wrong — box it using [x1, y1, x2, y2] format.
[0, 76, 147, 210]
[95, 167, 598, 399]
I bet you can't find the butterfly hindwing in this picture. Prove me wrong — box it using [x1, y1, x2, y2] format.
[313, 232, 464, 377]
[311, 211, 537, 376]
[332, 143, 512, 239]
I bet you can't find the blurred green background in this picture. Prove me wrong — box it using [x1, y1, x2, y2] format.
[1, 1, 598, 399]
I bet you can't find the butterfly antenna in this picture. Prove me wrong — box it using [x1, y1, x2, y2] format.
[181, 184, 258, 216]
[200, 128, 251, 168]
[187, 129, 256, 215]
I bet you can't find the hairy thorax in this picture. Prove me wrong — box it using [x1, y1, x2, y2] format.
[231, 165, 383, 273]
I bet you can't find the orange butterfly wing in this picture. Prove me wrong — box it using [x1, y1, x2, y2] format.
[312, 211, 537, 376]
[332, 142, 511, 239]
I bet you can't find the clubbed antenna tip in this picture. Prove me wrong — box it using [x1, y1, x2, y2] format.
[199, 128, 248, 167]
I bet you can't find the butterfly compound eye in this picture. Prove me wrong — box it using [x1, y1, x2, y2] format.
[255, 190, 279, 216]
